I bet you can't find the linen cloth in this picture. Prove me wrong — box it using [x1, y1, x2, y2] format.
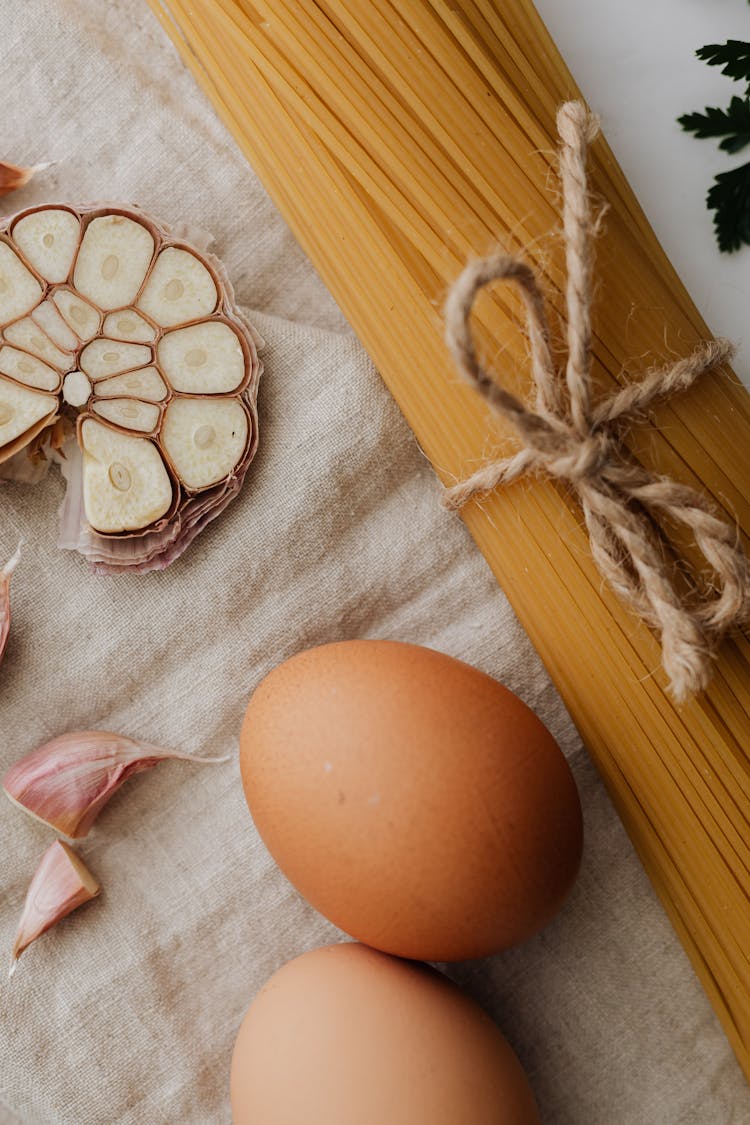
[0, 3, 748, 1122]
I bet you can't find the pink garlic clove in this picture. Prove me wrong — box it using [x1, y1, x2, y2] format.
[0, 161, 50, 197]
[10, 839, 100, 976]
[0, 542, 22, 666]
[2, 729, 229, 839]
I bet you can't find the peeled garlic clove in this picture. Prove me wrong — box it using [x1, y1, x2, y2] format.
[0, 542, 22, 665]
[11, 208, 80, 283]
[10, 840, 100, 976]
[3, 729, 230, 839]
[0, 161, 49, 198]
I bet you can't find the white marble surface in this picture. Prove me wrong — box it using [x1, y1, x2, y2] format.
[535, 0, 750, 384]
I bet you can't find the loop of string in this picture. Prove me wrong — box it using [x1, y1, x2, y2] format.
[443, 101, 748, 702]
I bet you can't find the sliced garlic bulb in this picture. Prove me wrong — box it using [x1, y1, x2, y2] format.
[0, 203, 261, 571]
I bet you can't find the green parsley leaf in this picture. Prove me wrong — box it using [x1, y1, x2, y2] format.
[707, 160, 750, 252]
[679, 96, 750, 154]
[680, 25, 750, 253]
[696, 40, 750, 89]
[697, 40, 750, 91]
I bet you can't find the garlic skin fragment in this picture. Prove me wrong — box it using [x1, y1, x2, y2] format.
[2, 729, 230, 839]
[0, 542, 22, 666]
[10, 840, 100, 975]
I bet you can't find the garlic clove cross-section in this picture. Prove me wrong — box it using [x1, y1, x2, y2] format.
[0, 376, 58, 461]
[95, 366, 168, 402]
[0, 241, 43, 323]
[161, 398, 249, 491]
[12, 209, 81, 284]
[10, 840, 100, 976]
[0, 204, 262, 572]
[73, 214, 155, 309]
[80, 419, 173, 534]
[137, 246, 218, 327]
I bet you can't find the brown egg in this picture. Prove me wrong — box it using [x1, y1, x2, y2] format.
[240, 640, 582, 961]
[230, 942, 540, 1124]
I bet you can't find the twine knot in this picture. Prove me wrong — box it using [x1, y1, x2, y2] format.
[443, 102, 749, 702]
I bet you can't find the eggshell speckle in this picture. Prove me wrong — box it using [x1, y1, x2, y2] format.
[230, 942, 540, 1125]
[240, 640, 582, 961]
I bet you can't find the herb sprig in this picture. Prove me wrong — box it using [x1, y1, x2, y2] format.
[679, 35, 750, 252]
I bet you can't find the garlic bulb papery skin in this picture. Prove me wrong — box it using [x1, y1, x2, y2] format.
[0, 204, 262, 573]
[0, 542, 22, 665]
[2, 730, 230, 839]
[10, 839, 100, 977]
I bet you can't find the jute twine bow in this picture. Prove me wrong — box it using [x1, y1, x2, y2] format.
[443, 101, 749, 702]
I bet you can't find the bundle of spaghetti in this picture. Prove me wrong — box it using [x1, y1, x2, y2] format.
[148, 0, 750, 1077]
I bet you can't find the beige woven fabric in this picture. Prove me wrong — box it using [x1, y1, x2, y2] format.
[1, 3, 748, 1122]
